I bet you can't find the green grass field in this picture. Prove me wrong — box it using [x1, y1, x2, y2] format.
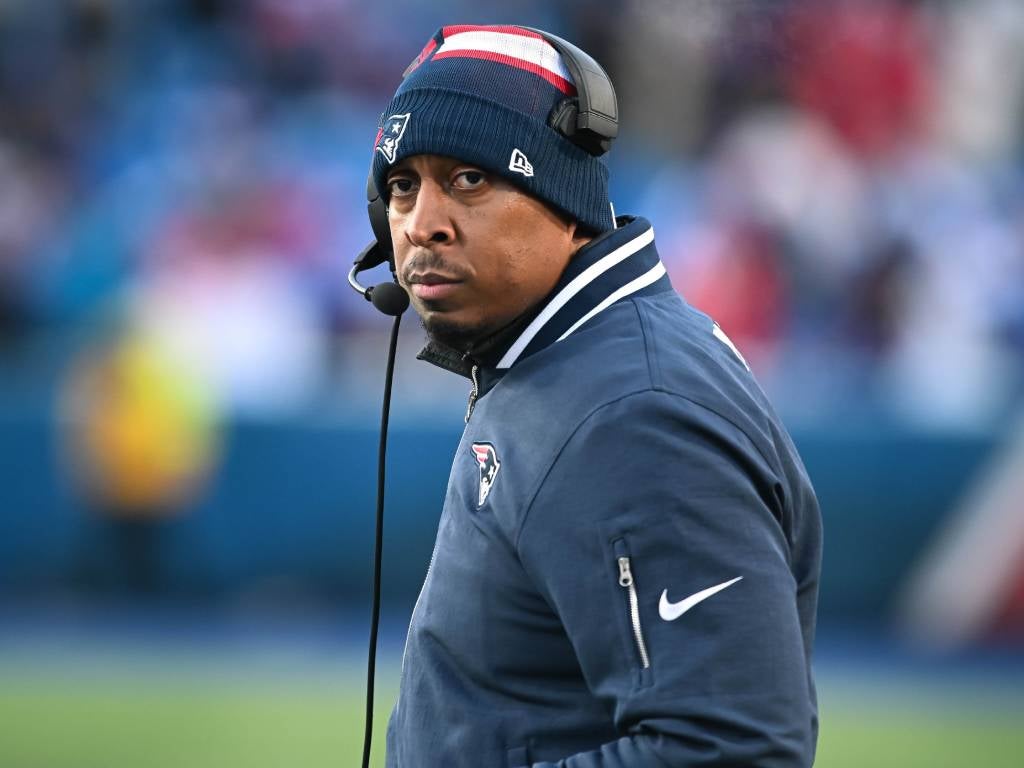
[0, 653, 1021, 767]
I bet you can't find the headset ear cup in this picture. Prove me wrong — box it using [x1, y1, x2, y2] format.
[548, 98, 579, 140]
[525, 27, 617, 157]
[366, 171, 394, 264]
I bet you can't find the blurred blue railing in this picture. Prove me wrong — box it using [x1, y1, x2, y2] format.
[0, 414, 998, 629]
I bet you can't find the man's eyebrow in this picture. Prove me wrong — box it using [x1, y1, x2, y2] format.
[386, 163, 416, 178]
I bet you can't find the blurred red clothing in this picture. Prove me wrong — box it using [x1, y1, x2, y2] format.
[783, 0, 934, 157]
[674, 223, 788, 367]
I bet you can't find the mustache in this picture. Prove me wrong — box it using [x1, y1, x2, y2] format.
[400, 251, 468, 283]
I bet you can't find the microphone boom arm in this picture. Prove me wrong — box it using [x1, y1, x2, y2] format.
[350, 241, 410, 317]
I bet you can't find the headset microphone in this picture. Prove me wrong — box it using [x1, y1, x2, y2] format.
[369, 282, 409, 316]
[350, 169, 409, 317]
[349, 245, 409, 317]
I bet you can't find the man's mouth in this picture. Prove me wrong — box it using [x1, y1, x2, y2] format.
[407, 272, 464, 302]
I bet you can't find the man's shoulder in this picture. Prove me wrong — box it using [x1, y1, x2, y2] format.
[493, 297, 654, 420]
[510, 289, 768, 426]
[633, 291, 765, 411]
[502, 288, 790, 474]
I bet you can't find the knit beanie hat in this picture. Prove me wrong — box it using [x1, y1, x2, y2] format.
[372, 24, 614, 234]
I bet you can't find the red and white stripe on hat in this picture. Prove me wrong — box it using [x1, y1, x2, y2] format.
[434, 25, 577, 95]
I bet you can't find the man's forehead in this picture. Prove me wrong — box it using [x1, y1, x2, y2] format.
[390, 154, 480, 174]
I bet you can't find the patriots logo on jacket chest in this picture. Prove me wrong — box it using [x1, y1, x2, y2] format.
[471, 442, 501, 506]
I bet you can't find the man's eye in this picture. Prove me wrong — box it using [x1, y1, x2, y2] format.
[388, 178, 416, 196]
[453, 170, 486, 189]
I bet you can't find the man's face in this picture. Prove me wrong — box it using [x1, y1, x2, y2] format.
[386, 154, 589, 350]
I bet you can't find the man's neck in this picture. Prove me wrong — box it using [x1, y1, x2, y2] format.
[416, 216, 652, 380]
[419, 301, 545, 378]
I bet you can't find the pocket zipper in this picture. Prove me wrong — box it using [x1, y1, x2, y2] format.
[617, 555, 651, 669]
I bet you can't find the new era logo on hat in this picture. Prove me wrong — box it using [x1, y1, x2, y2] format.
[509, 148, 534, 177]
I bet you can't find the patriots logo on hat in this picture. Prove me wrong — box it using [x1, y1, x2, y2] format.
[376, 113, 410, 164]
[471, 442, 501, 506]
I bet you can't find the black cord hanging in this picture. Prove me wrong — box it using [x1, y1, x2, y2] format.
[362, 312, 402, 768]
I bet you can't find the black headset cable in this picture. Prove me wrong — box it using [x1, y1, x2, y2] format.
[362, 310, 402, 768]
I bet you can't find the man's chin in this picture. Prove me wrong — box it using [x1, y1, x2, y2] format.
[421, 313, 489, 352]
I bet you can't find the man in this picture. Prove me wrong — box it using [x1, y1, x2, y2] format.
[373, 24, 822, 767]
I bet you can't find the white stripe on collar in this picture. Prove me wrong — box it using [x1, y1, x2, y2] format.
[496, 226, 655, 369]
[556, 261, 666, 343]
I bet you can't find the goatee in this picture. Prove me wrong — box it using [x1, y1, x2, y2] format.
[422, 315, 491, 353]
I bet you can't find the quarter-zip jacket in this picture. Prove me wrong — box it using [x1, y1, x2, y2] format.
[387, 216, 822, 767]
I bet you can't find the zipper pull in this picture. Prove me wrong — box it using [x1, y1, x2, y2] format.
[465, 364, 480, 423]
[618, 556, 633, 587]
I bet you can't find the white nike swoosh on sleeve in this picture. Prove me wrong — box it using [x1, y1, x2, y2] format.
[659, 576, 744, 622]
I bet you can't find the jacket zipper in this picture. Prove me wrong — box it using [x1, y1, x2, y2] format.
[617, 555, 651, 669]
[465, 364, 479, 423]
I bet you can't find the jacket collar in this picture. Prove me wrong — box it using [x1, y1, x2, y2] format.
[417, 216, 668, 384]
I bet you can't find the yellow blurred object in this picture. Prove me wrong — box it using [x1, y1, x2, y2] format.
[65, 331, 220, 517]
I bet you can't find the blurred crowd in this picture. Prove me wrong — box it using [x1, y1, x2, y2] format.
[2, 0, 1023, 432]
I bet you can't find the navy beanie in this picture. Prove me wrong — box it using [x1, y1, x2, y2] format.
[372, 24, 614, 234]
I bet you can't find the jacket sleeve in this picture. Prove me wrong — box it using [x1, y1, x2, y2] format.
[515, 389, 819, 767]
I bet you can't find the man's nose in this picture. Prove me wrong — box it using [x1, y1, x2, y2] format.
[404, 182, 456, 247]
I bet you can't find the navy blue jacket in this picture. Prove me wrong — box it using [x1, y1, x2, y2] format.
[386, 217, 821, 767]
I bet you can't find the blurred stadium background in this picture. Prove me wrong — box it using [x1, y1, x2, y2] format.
[1, 0, 1023, 765]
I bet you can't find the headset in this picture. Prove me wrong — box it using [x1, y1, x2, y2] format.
[348, 28, 619, 316]
[352, 28, 618, 768]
